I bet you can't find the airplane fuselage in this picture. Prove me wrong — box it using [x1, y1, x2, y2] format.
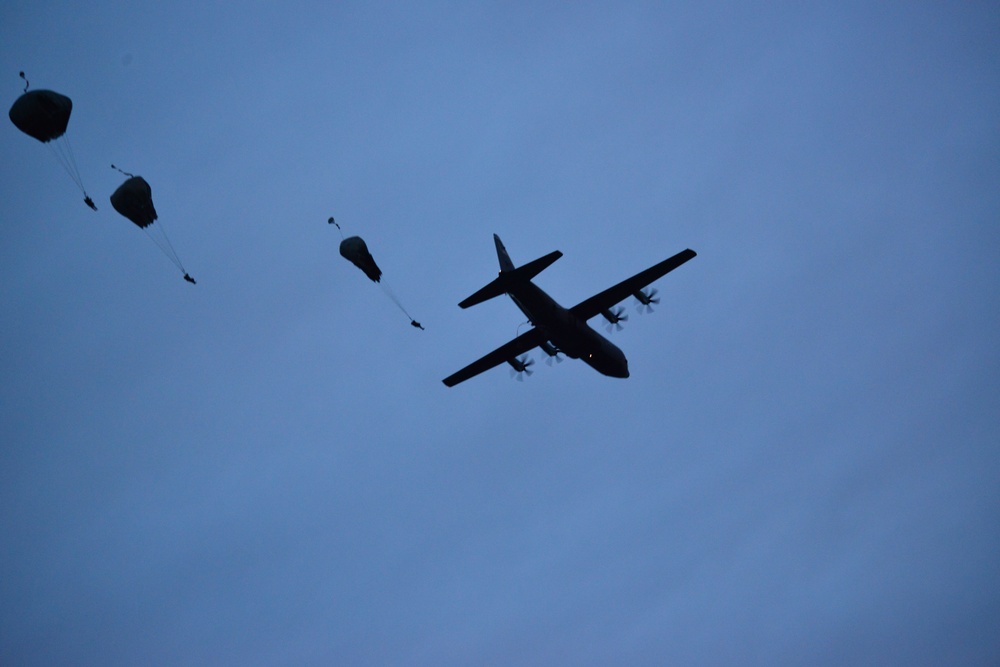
[506, 280, 629, 378]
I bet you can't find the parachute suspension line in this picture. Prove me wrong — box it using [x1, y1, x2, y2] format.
[379, 277, 424, 330]
[60, 133, 83, 190]
[379, 279, 412, 319]
[19, 71, 29, 92]
[46, 142, 76, 186]
[56, 135, 87, 194]
[380, 280, 423, 328]
[45, 138, 89, 199]
[142, 223, 186, 274]
[327, 216, 344, 239]
[111, 164, 135, 178]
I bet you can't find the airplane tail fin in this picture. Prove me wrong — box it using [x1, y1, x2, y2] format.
[494, 234, 516, 272]
[458, 235, 562, 309]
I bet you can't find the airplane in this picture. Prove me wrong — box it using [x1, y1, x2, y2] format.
[442, 235, 696, 387]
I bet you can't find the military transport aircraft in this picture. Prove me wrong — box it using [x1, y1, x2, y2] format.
[442, 235, 696, 386]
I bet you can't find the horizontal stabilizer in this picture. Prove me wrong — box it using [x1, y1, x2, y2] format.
[458, 276, 508, 309]
[458, 250, 562, 309]
[516, 250, 563, 281]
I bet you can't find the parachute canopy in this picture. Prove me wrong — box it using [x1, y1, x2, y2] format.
[110, 176, 157, 228]
[340, 236, 382, 283]
[8, 89, 72, 143]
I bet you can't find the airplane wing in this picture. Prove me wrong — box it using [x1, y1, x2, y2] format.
[570, 248, 696, 321]
[442, 327, 546, 387]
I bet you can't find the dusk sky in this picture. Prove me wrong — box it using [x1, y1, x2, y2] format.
[2, 3, 998, 665]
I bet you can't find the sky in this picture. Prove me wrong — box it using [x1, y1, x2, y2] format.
[2, 2, 999, 665]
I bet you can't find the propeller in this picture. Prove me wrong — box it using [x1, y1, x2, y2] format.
[540, 341, 564, 365]
[508, 354, 535, 381]
[603, 305, 629, 332]
[634, 288, 660, 314]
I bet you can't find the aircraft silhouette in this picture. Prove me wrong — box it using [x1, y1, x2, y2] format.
[442, 235, 696, 386]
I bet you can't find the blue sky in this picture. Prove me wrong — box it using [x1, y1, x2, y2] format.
[2, 2, 999, 665]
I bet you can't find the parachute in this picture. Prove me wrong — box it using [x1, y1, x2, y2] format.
[9, 88, 70, 141]
[8, 72, 96, 210]
[110, 174, 157, 227]
[110, 166, 195, 284]
[339, 236, 382, 283]
[328, 216, 422, 329]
